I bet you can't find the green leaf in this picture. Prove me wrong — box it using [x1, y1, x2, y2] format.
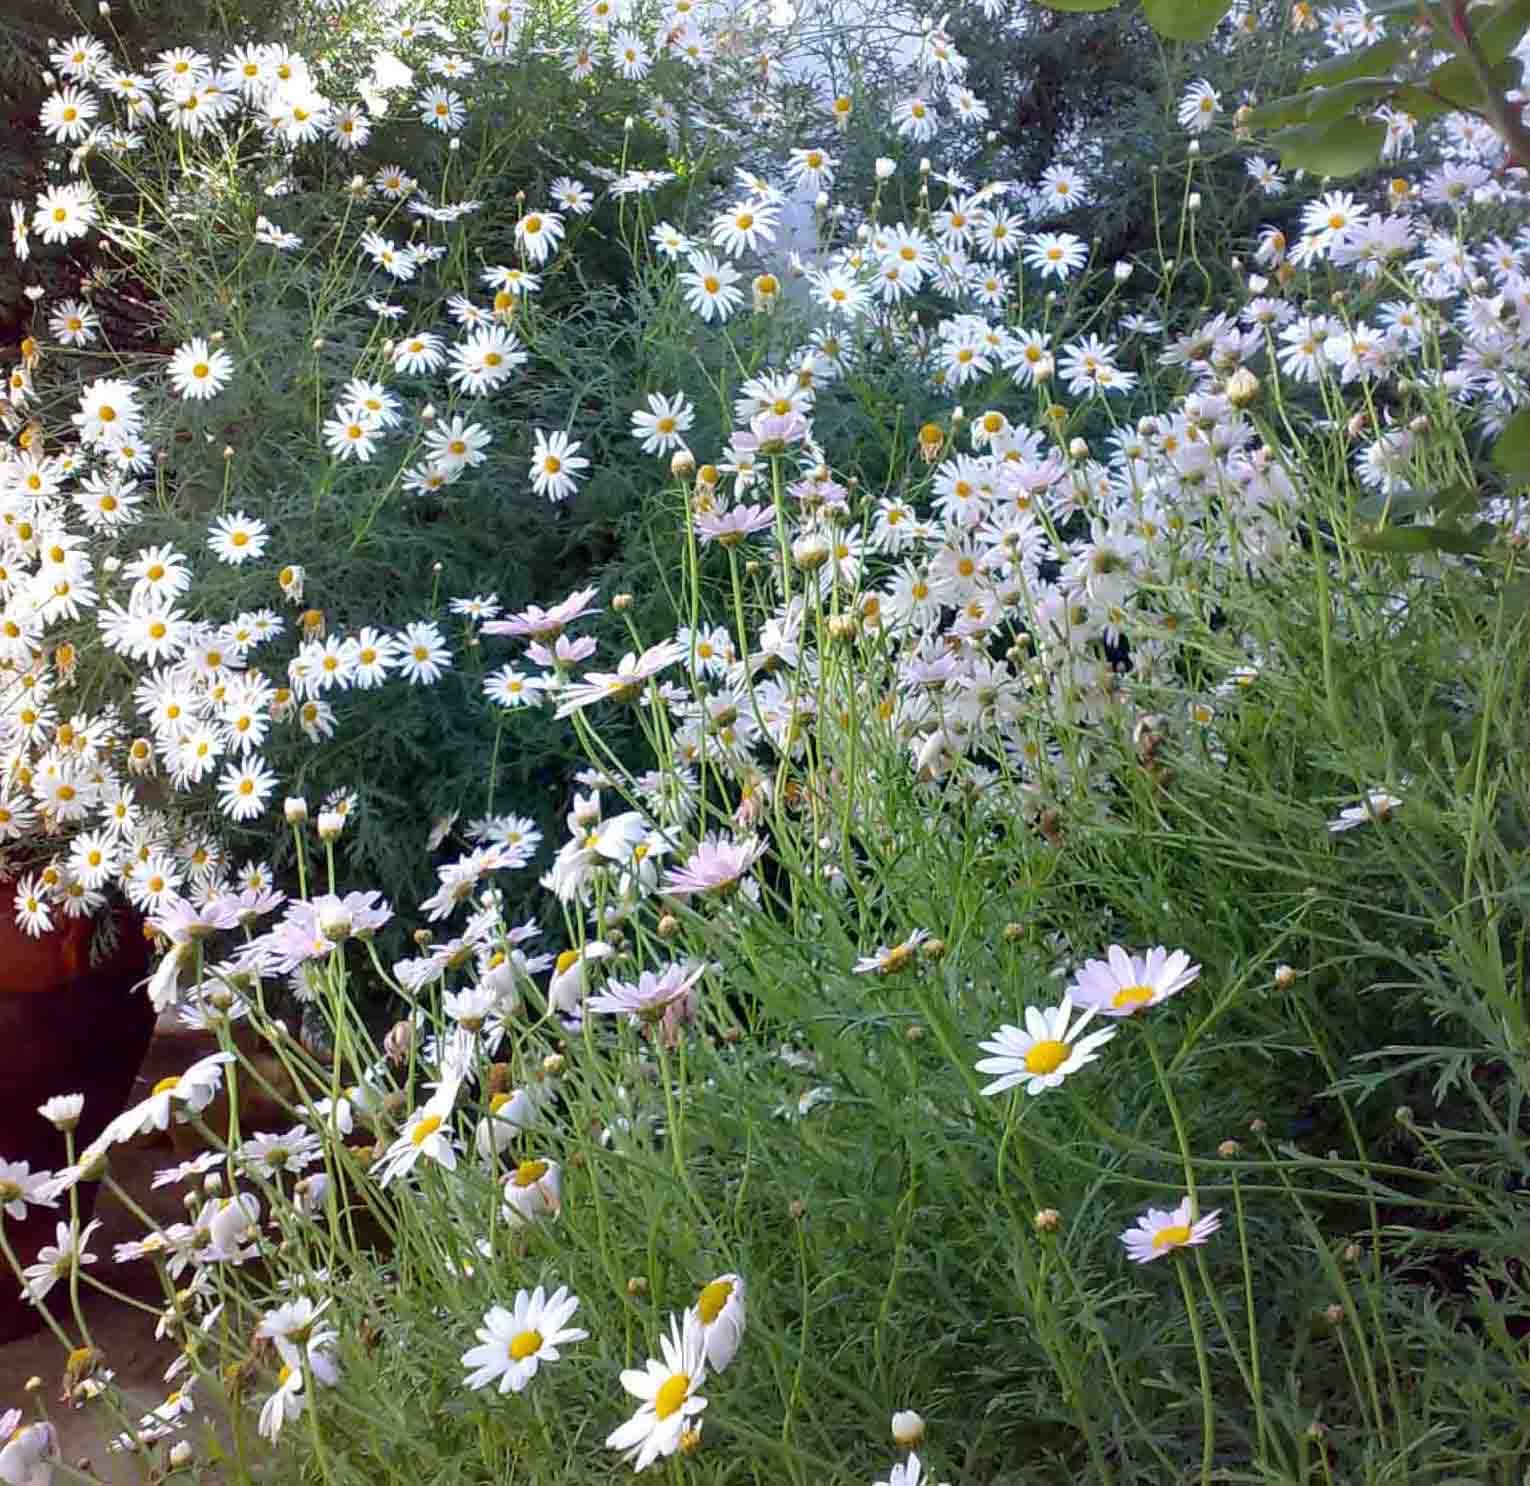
[1351, 483, 1479, 525]
[1391, 84, 1457, 121]
[1352, 523, 1498, 555]
[1244, 92, 1315, 130]
[1142, 0, 1231, 40]
[1428, 53, 1521, 111]
[1476, 0, 1530, 66]
[1301, 78, 1397, 125]
[1351, 488, 1438, 524]
[1492, 409, 1530, 480]
[1304, 36, 1408, 87]
[1271, 117, 1387, 176]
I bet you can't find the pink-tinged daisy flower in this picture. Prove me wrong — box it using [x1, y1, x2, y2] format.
[662, 835, 764, 897]
[1120, 1197, 1222, 1264]
[0, 1413, 57, 1483]
[975, 996, 1116, 1097]
[553, 640, 686, 718]
[1067, 945, 1201, 1017]
[586, 961, 705, 1026]
[481, 585, 600, 642]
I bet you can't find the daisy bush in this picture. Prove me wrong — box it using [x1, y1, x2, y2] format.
[7, 1, 1530, 1484]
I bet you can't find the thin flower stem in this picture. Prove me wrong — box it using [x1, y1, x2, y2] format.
[1173, 1252, 1217, 1486]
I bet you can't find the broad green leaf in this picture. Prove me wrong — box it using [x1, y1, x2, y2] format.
[1244, 92, 1315, 130]
[1142, 0, 1231, 40]
[1477, 0, 1530, 66]
[1428, 53, 1520, 111]
[1352, 523, 1497, 555]
[1492, 409, 1530, 480]
[1271, 117, 1387, 175]
[1301, 78, 1397, 125]
[1303, 35, 1407, 87]
[1351, 483, 1479, 525]
[1392, 84, 1457, 121]
[1351, 488, 1438, 524]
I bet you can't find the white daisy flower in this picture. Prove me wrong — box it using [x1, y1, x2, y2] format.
[460, 1285, 588, 1394]
[605, 1310, 708, 1472]
[975, 995, 1116, 1097]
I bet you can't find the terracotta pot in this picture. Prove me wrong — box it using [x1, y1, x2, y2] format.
[0, 892, 153, 1344]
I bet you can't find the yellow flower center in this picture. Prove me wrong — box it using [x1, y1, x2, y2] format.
[509, 1329, 542, 1360]
[654, 1372, 690, 1420]
[1152, 1223, 1192, 1250]
[1112, 985, 1155, 1010]
[513, 1158, 548, 1187]
[1023, 1039, 1069, 1075]
[411, 1114, 443, 1146]
[152, 1075, 181, 1096]
[696, 1279, 733, 1324]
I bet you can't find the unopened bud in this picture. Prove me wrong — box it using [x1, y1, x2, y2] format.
[1225, 367, 1260, 407]
[1033, 1208, 1062, 1234]
[384, 1021, 414, 1063]
[671, 449, 695, 479]
[1273, 963, 1297, 989]
[891, 1410, 925, 1448]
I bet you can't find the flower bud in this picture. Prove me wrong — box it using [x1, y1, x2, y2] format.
[317, 810, 345, 841]
[1033, 1208, 1062, 1234]
[891, 1410, 925, 1448]
[1273, 963, 1297, 989]
[792, 532, 831, 570]
[671, 449, 695, 479]
[1224, 367, 1260, 408]
[319, 907, 352, 941]
[874, 157, 895, 179]
[284, 797, 308, 824]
